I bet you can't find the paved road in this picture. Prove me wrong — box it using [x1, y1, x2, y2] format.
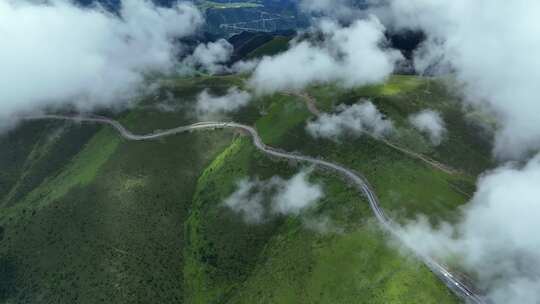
[287, 92, 458, 175]
[26, 114, 487, 303]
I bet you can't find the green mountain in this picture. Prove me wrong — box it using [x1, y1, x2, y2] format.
[0, 73, 492, 303]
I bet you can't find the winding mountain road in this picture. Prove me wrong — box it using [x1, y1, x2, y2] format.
[25, 114, 486, 304]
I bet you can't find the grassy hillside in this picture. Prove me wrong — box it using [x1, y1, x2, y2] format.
[180, 74, 493, 303]
[0, 74, 492, 303]
[0, 78, 239, 303]
[0, 126, 234, 302]
[184, 139, 460, 303]
[228, 31, 294, 62]
[306, 76, 494, 176]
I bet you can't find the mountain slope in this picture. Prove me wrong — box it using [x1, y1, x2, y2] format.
[0, 123, 233, 303]
[0, 75, 491, 303]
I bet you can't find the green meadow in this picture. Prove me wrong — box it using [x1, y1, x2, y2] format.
[0, 73, 492, 303]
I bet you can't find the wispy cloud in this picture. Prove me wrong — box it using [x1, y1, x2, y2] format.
[384, 0, 540, 160]
[0, 0, 203, 126]
[306, 100, 394, 140]
[408, 109, 446, 146]
[396, 155, 540, 304]
[195, 87, 252, 117]
[377, 2, 540, 301]
[223, 178, 267, 224]
[224, 169, 323, 223]
[247, 17, 402, 94]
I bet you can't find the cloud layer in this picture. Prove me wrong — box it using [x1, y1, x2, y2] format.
[224, 170, 323, 223]
[384, 0, 540, 160]
[372, 3, 540, 300]
[293, 4, 540, 302]
[306, 100, 394, 140]
[223, 178, 267, 224]
[1, 0, 202, 123]
[397, 155, 540, 304]
[272, 170, 324, 215]
[183, 39, 233, 74]
[195, 87, 252, 117]
[408, 109, 446, 146]
[248, 17, 402, 94]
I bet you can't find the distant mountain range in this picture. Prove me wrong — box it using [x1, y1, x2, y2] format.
[74, 0, 306, 37]
[73, 0, 423, 61]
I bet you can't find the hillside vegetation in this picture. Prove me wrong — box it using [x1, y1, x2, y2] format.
[0, 74, 492, 303]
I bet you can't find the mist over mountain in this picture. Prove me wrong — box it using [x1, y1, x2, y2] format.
[6, 1, 529, 303]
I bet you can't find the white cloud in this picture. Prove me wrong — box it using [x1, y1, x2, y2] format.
[272, 170, 323, 215]
[306, 100, 394, 140]
[183, 39, 233, 74]
[248, 17, 402, 95]
[383, 0, 540, 160]
[396, 154, 540, 304]
[230, 59, 260, 74]
[302, 215, 344, 235]
[224, 178, 266, 224]
[195, 86, 251, 116]
[368, 2, 540, 302]
[0, 0, 203, 125]
[223, 170, 323, 223]
[408, 109, 446, 145]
